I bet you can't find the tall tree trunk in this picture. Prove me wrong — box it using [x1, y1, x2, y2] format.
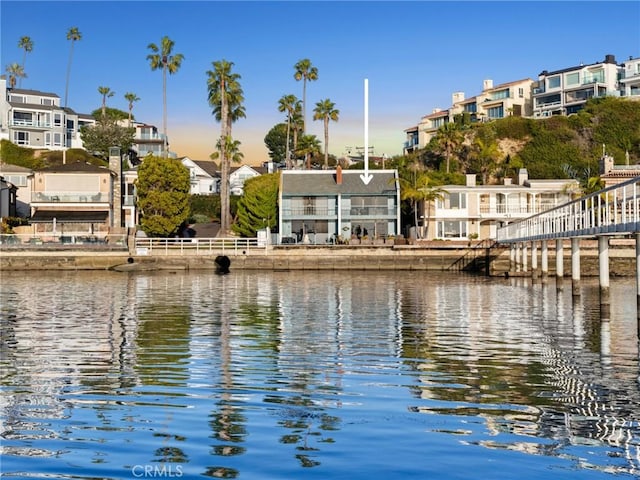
[285, 114, 291, 169]
[162, 64, 168, 158]
[302, 79, 306, 134]
[219, 77, 229, 236]
[324, 117, 329, 169]
[64, 42, 74, 108]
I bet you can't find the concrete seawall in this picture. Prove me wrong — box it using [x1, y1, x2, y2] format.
[0, 241, 637, 275]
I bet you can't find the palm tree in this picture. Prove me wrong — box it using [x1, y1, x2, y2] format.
[431, 122, 463, 174]
[17, 36, 33, 88]
[210, 136, 244, 164]
[64, 26, 82, 108]
[312, 98, 339, 169]
[124, 92, 140, 127]
[420, 183, 447, 239]
[296, 134, 321, 170]
[293, 59, 318, 134]
[207, 59, 244, 235]
[98, 86, 115, 118]
[147, 36, 184, 157]
[5, 63, 26, 89]
[278, 94, 299, 168]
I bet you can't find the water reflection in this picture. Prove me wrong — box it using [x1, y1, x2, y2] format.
[1, 271, 639, 479]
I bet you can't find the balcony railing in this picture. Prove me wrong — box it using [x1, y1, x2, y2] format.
[479, 202, 566, 215]
[281, 206, 396, 218]
[10, 119, 51, 128]
[31, 192, 110, 203]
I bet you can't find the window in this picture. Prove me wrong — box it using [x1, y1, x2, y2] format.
[13, 131, 29, 145]
[12, 112, 32, 125]
[565, 72, 580, 86]
[41, 98, 54, 106]
[491, 89, 510, 100]
[437, 192, 466, 209]
[436, 221, 467, 239]
[547, 76, 561, 89]
[53, 133, 63, 146]
[54, 113, 62, 126]
[4, 175, 27, 187]
[10, 94, 26, 103]
[487, 105, 504, 119]
[518, 88, 524, 98]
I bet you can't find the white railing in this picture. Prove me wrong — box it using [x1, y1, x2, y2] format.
[133, 237, 265, 256]
[0, 233, 127, 247]
[497, 176, 640, 243]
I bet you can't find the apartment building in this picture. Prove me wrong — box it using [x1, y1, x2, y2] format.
[405, 53, 637, 152]
[415, 78, 533, 147]
[532, 54, 621, 117]
[0, 78, 94, 150]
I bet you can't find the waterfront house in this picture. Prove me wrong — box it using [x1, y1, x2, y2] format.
[0, 164, 33, 217]
[620, 56, 640, 100]
[29, 161, 117, 240]
[422, 169, 578, 241]
[278, 168, 401, 244]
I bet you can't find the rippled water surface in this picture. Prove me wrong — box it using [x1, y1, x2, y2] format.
[1, 270, 639, 479]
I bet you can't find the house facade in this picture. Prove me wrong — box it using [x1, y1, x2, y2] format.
[423, 170, 578, 241]
[230, 165, 266, 196]
[29, 162, 117, 238]
[0, 78, 94, 150]
[620, 56, 640, 100]
[180, 157, 218, 195]
[130, 122, 171, 159]
[532, 54, 621, 117]
[279, 168, 400, 244]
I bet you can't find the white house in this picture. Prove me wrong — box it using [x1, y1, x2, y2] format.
[180, 157, 218, 195]
[229, 165, 265, 196]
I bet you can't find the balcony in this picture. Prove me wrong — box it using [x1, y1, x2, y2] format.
[10, 119, 51, 129]
[31, 192, 110, 203]
[479, 202, 559, 216]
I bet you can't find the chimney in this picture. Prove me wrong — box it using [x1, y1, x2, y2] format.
[483, 79, 493, 91]
[336, 165, 343, 185]
[452, 92, 465, 104]
[518, 168, 529, 185]
[108, 146, 122, 228]
[465, 174, 476, 186]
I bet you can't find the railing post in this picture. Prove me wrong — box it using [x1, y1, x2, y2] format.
[531, 241, 538, 279]
[598, 235, 610, 316]
[571, 237, 580, 297]
[541, 240, 549, 281]
[555, 238, 564, 290]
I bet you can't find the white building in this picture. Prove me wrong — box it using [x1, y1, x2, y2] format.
[532, 54, 622, 117]
[229, 165, 265, 196]
[423, 170, 579, 241]
[180, 157, 218, 195]
[0, 78, 94, 150]
[620, 56, 640, 100]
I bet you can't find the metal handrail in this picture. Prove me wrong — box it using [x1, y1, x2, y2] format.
[496, 176, 640, 243]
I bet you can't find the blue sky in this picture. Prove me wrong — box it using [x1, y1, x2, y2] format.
[2, 1, 639, 163]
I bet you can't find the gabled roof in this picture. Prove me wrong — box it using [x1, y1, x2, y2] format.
[193, 160, 218, 177]
[281, 170, 397, 196]
[0, 164, 33, 174]
[37, 162, 113, 175]
[9, 87, 59, 97]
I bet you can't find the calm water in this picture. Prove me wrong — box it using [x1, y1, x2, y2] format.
[1, 269, 639, 479]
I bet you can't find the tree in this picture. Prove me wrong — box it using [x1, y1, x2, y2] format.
[17, 36, 33, 88]
[313, 98, 339, 169]
[293, 58, 318, 133]
[232, 173, 279, 237]
[469, 128, 501, 184]
[278, 94, 300, 168]
[210, 136, 244, 164]
[5, 63, 26, 89]
[79, 117, 135, 160]
[147, 36, 184, 158]
[207, 59, 244, 236]
[296, 134, 321, 169]
[420, 183, 447, 239]
[64, 26, 82, 108]
[136, 156, 191, 237]
[98, 86, 115, 118]
[90, 107, 128, 122]
[124, 92, 140, 127]
[397, 167, 432, 238]
[264, 123, 289, 163]
[429, 122, 463, 174]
